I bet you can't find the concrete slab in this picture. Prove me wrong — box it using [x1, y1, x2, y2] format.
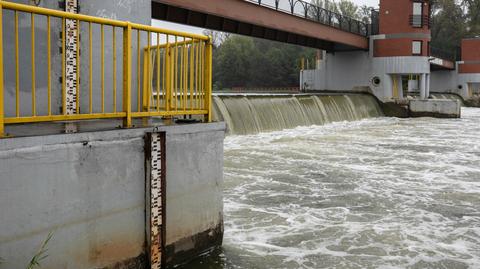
[409, 99, 461, 118]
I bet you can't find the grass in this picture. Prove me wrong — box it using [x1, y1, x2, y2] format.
[26, 232, 53, 269]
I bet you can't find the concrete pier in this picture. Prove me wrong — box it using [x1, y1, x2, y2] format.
[409, 99, 461, 118]
[0, 122, 225, 268]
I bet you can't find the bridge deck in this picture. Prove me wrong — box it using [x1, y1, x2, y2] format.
[152, 0, 369, 51]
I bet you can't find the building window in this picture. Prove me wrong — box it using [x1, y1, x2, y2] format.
[412, 41, 422, 55]
[413, 2, 423, 15]
[412, 2, 423, 27]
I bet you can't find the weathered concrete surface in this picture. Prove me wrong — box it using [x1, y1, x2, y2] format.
[0, 122, 225, 269]
[164, 124, 225, 267]
[379, 101, 410, 118]
[409, 99, 461, 118]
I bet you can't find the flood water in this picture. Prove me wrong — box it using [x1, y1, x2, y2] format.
[186, 107, 480, 269]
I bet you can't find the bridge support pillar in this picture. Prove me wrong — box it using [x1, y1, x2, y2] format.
[420, 73, 427, 100]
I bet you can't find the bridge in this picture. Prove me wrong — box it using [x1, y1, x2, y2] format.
[152, 0, 370, 51]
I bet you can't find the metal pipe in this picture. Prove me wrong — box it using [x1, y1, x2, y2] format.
[89, 22, 92, 113]
[0, 3, 4, 136]
[31, 13, 36, 116]
[14, 11, 19, 117]
[101, 24, 105, 113]
[47, 16, 51, 115]
[122, 22, 132, 128]
[113, 26, 117, 112]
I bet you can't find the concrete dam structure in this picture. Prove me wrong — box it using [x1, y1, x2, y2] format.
[213, 94, 383, 135]
[300, 0, 480, 118]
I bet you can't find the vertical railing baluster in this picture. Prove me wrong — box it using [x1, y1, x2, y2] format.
[147, 31, 151, 112]
[195, 40, 199, 110]
[165, 35, 171, 114]
[162, 35, 167, 110]
[47, 16, 51, 116]
[31, 13, 35, 117]
[156, 32, 160, 112]
[137, 30, 141, 112]
[14, 11, 19, 117]
[101, 24, 104, 113]
[200, 41, 204, 110]
[76, 19, 80, 114]
[174, 36, 178, 112]
[89, 22, 92, 113]
[183, 38, 187, 112]
[0, 2, 5, 137]
[113, 26, 117, 112]
[204, 40, 212, 122]
[122, 22, 132, 128]
[189, 39, 194, 111]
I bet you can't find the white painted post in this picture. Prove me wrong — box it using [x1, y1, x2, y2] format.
[425, 74, 430, 99]
[384, 74, 393, 100]
[397, 75, 404, 99]
[420, 73, 426, 100]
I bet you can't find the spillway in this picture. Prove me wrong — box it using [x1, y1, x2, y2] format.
[212, 94, 383, 135]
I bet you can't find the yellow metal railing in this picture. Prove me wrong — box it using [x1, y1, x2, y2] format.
[0, 1, 213, 137]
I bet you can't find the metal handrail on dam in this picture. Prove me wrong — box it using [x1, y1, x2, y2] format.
[0, 1, 213, 137]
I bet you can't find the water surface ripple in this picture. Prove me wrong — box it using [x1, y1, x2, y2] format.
[189, 108, 480, 269]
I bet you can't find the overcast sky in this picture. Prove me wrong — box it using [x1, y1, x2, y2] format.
[152, 0, 380, 35]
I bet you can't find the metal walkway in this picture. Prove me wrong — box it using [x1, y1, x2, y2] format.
[152, 0, 370, 51]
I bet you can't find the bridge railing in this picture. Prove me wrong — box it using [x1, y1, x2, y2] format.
[0, 1, 213, 137]
[429, 45, 457, 62]
[246, 0, 369, 36]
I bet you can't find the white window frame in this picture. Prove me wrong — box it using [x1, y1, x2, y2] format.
[412, 41, 422, 55]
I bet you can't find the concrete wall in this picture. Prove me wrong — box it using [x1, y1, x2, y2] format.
[300, 50, 431, 102]
[430, 70, 458, 93]
[2, 0, 150, 117]
[430, 68, 480, 99]
[301, 51, 371, 92]
[0, 122, 225, 268]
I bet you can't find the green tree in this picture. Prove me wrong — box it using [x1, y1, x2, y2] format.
[337, 0, 360, 19]
[431, 0, 467, 52]
[358, 5, 373, 24]
[461, 0, 480, 36]
[213, 36, 255, 89]
[212, 35, 315, 89]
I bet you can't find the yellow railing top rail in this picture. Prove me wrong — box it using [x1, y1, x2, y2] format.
[0, 0, 210, 41]
[143, 39, 204, 53]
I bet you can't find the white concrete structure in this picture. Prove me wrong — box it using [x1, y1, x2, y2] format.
[410, 99, 462, 118]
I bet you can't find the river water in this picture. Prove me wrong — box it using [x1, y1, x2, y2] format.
[186, 107, 480, 269]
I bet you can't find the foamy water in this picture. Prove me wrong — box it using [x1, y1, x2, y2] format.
[186, 108, 480, 269]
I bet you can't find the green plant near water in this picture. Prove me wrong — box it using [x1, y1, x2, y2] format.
[26, 232, 53, 269]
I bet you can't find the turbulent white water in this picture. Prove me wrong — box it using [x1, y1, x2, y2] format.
[186, 107, 480, 269]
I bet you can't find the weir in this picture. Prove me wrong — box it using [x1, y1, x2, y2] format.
[213, 94, 383, 135]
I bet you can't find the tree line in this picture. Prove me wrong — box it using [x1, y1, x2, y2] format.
[209, 0, 480, 90]
[431, 0, 480, 54]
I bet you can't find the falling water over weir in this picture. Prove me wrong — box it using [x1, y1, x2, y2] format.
[212, 94, 384, 135]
